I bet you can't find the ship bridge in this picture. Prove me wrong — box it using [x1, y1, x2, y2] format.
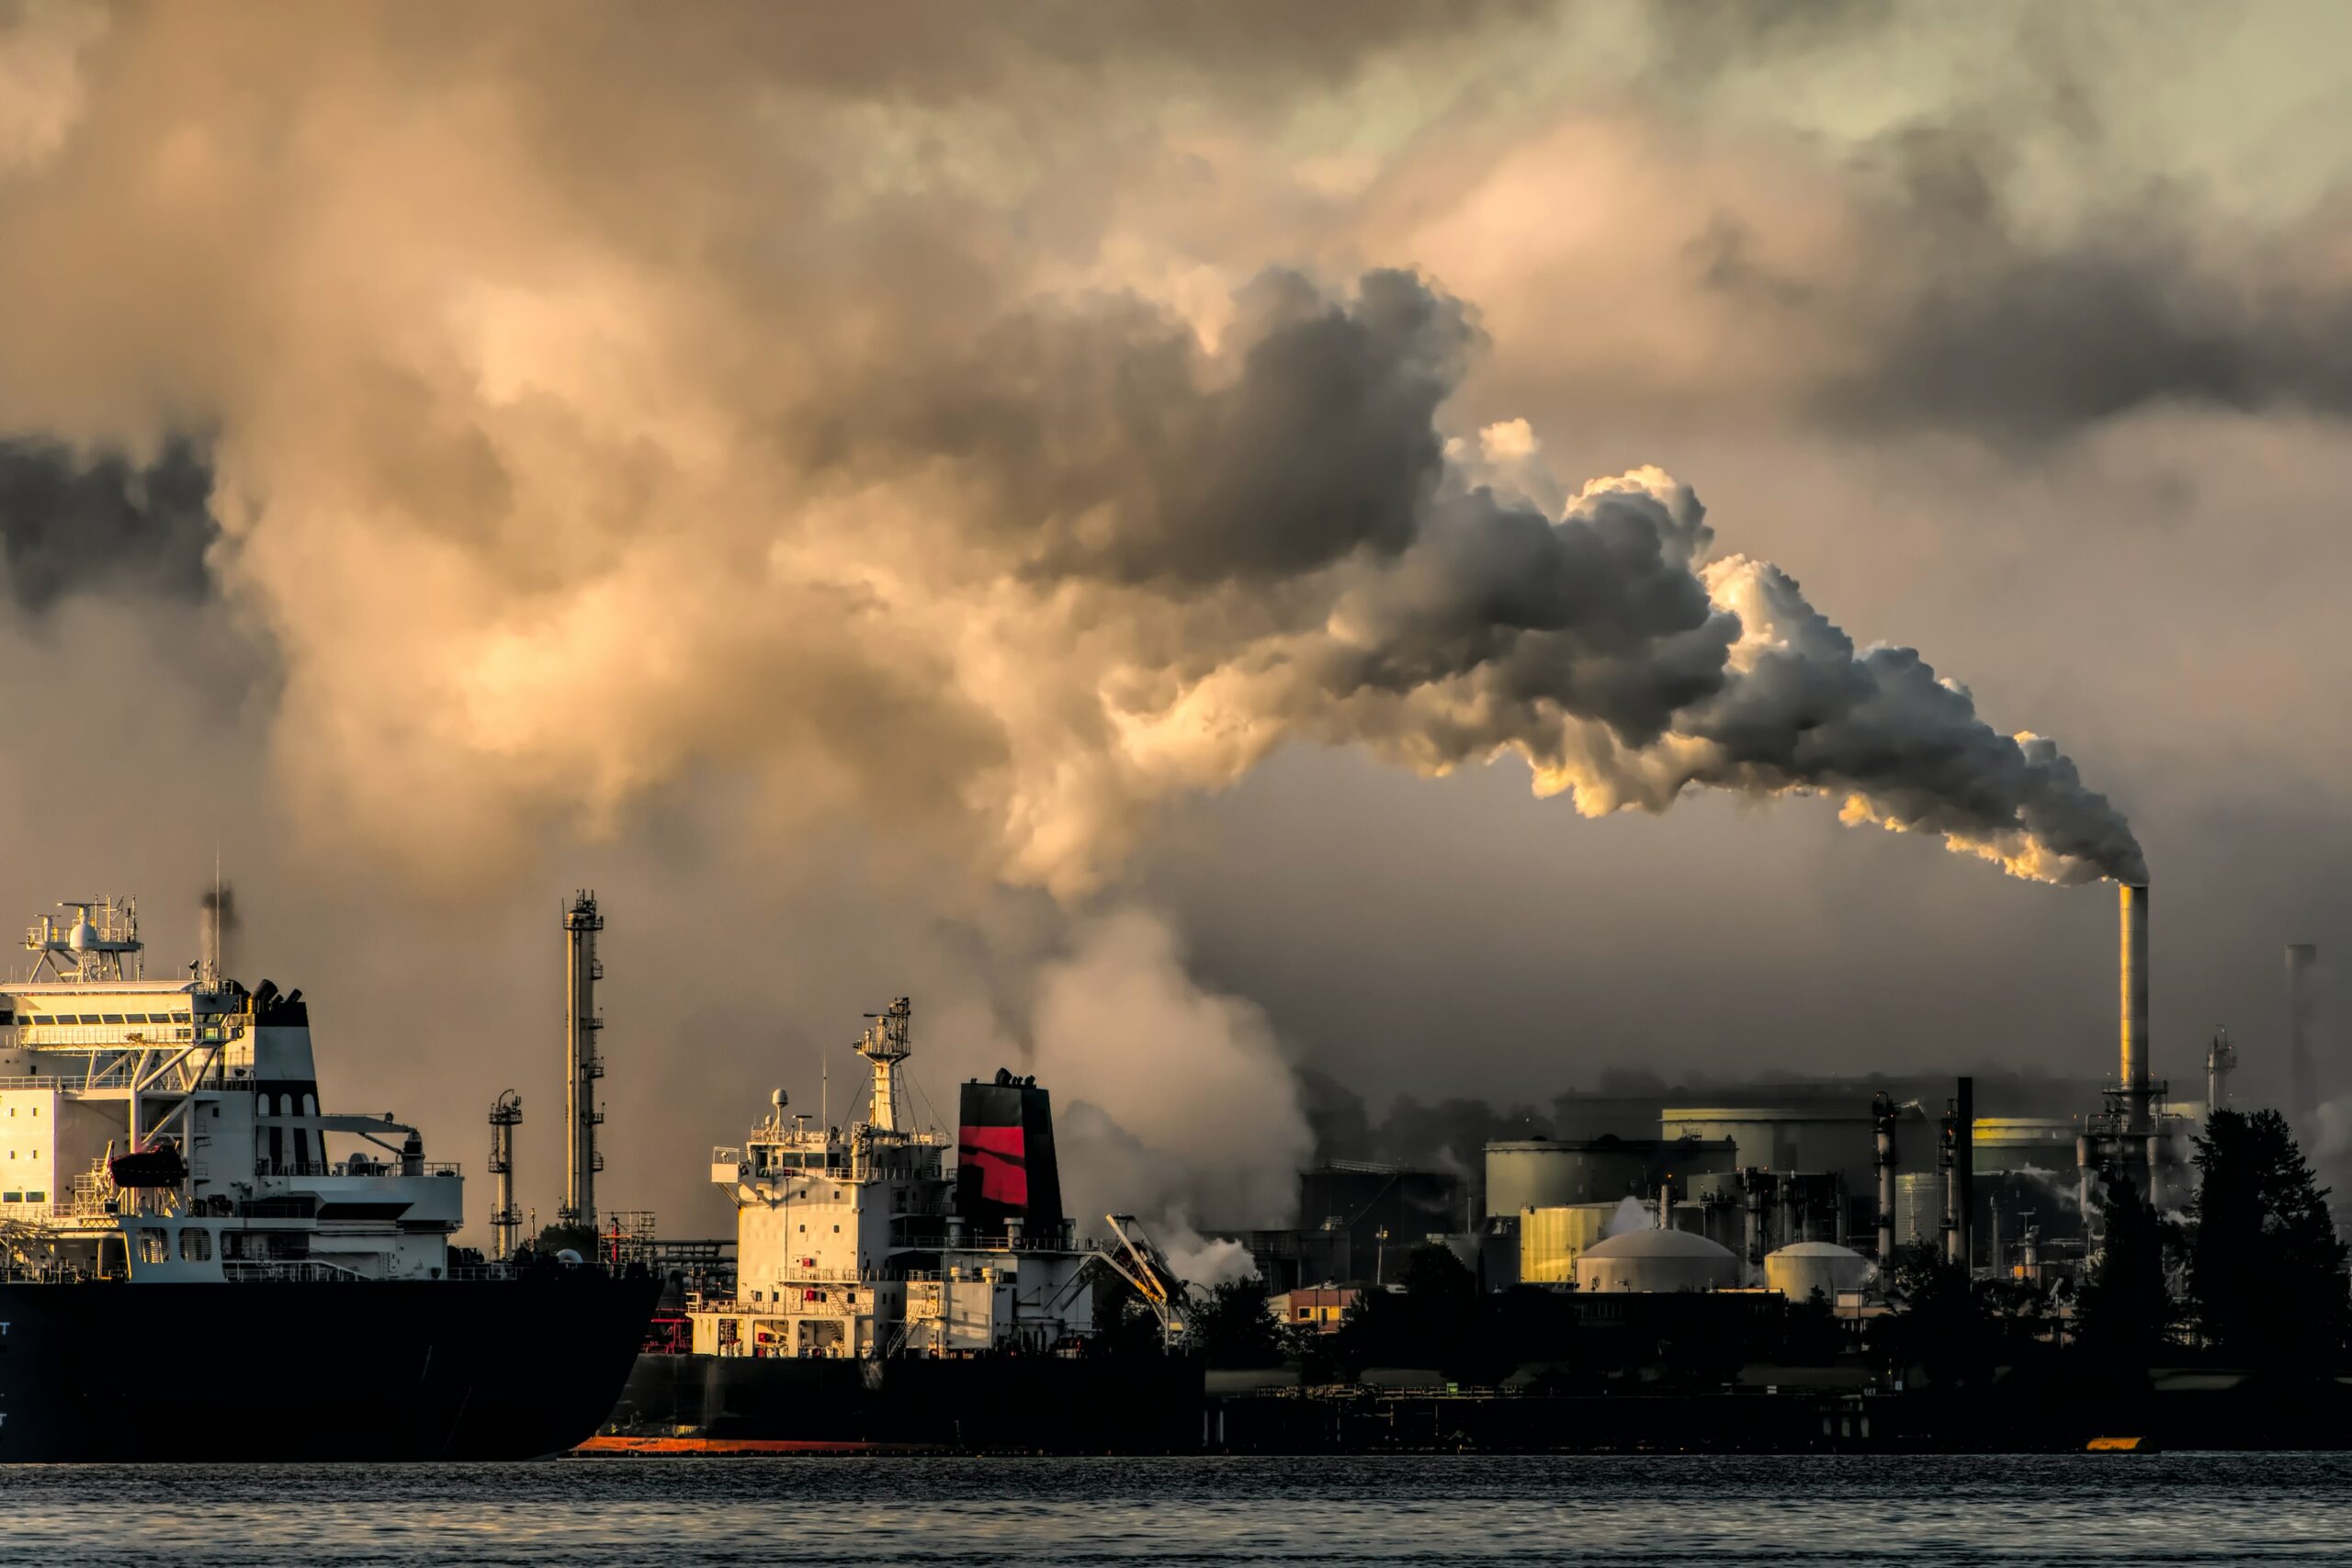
[0, 896, 461, 1285]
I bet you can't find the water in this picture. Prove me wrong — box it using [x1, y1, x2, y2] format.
[2, 1454, 2348, 1564]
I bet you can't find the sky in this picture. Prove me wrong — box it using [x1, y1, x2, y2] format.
[0, 0, 2348, 1243]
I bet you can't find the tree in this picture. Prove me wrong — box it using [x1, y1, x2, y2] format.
[1875, 1240, 1989, 1388]
[2075, 1176, 2172, 1369]
[1189, 1277, 1289, 1368]
[1092, 1295, 1168, 1359]
[1335, 1243, 1480, 1378]
[2188, 1109, 2352, 1364]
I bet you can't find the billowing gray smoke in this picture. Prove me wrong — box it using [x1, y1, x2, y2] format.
[824, 267, 2145, 890]
[0, 8, 2144, 897]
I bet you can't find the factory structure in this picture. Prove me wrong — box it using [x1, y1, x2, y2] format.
[476, 890, 659, 1267]
[1228, 883, 2321, 1331]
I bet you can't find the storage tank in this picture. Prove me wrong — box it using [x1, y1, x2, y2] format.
[1574, 1227, 1739, 1293]
[1970, 1118, 2078, 1176]
[1486, 1135, 1737, 1217]
[1518, 1202, 1617, 1283]
[1487, 1138, 1651, 1216]
[1658, 1105, 1876, 1188]
[1763, 1240, 1873, 1303]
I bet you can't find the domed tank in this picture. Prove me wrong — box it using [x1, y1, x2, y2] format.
[1574, 1227, 1738, 1293]
[1764, 1240, 1873, 1303]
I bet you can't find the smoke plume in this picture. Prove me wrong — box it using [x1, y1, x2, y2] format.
[0, 6, 2144, 900]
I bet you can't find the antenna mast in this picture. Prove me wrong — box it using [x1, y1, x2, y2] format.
[856, 998, 912, 1133]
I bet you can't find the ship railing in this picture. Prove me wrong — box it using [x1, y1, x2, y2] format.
[0, 1071, 138, 1091]
[221, 1258, 374, 1283]
[761, 1267, 865, 1285]
[256, 1161, 463, 1179]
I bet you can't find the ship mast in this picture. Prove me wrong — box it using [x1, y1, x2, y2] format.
[856, 998, 912, 1133]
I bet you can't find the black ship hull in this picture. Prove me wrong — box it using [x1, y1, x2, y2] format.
[0, 1270, 660, 1462]
[592, 1352, 1205, 1453]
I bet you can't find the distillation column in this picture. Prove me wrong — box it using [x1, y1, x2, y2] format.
[560, 891, 606, 1232]
[489, 1090, 523, 1259]
[2206, 1032, 2236, 1123]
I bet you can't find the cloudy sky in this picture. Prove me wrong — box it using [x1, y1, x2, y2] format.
[1, 1, 2347, 1238]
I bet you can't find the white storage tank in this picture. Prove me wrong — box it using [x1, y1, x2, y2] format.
[1573, 1227, 1739, 1293]
[1764, 1240, 1873, 1303]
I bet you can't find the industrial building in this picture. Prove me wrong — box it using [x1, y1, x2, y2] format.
[1294, 1162, 1468, 1287]
[1238, 883, 2306, 1364]
[1485, 1134, 1736, 1217]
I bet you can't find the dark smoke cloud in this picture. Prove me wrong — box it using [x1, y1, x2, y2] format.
[872, 269, 1476, 586]
[1797, 117, 2352, 446]
[0, 438, 216, 609]
[788, 258, 2147, 885]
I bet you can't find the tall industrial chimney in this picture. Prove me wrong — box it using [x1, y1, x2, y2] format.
[1871, 1091, 1899, 1264]
[2287, 943, 2317, 1134]
[488, 1090, 523, 1259]
[2120, 885, 2152, 1134]
[559, 892, 606, 1233]
[1953, 1077, 1974, 1270]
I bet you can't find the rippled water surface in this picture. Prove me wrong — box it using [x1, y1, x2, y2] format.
[2, 1454, 2348, 1564]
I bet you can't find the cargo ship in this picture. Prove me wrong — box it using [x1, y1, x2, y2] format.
[0, 897, 658, 1461]
[586, 998, 1203, 1453]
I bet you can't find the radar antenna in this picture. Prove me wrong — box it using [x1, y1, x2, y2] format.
[25, 897, 142, 982]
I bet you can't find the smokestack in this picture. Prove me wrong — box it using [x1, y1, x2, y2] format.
[2288, 943, 2317, 1134]
[1955, 1077, 1974, 1270]
[559, 891, 606, 1233]
[1871, 1092, 1898, 1264]
[1939, 1105, 1957, 1262]
[2120, 884, 2151, 1133]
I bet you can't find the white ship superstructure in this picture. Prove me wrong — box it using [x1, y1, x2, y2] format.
[695, 998, 1095, 1359]
[0, 897, 460, 1281]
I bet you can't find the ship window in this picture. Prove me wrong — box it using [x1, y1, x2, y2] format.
[137, 1230, 169, 1264]
[172, 1011, 192, 1023]
[26, 1190, 43, 1202]
[102, 1014, 125, 1025]
[832, 1224, 841, 1234]
[2, 1192, 17, 1203]
[126, 1013, 151, 1023]
[797, 1224, 806, 1234]
[181, 1228, 212, 1261]
[77, 1014, 101, 1024]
